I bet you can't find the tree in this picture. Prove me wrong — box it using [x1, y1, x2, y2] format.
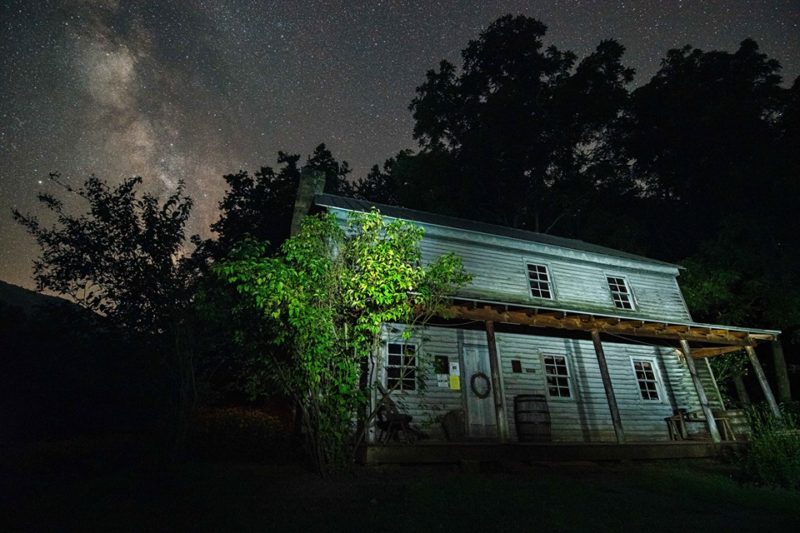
[13, 174, 196, 333]
[13, 173, 199, 457]
[357, 15, 635, 233]
[214, 211, 470, 474]
[625, 39, 787, 259]
[627, 41, 799, 401]
[211, 143, 354, 258]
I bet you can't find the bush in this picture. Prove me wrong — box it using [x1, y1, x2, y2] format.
[188, 406, 291, 463]
[739, 402, 800, 490]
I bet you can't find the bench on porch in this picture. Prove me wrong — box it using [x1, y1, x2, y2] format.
[665, 409, 736, 441]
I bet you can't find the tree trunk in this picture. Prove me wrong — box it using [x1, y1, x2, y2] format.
[733, 374, 751, 407]
[771, 340, 792, 402]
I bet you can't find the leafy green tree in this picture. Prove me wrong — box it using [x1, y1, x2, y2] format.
[214, 211, 470, 474]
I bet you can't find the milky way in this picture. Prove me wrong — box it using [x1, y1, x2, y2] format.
[2, 0, 798, 288]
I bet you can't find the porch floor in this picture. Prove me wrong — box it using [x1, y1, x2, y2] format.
[361, 440, 745, 464]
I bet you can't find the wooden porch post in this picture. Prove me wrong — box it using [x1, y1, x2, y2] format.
[485, 320, 509, 442]
[771, 339, 792, 403]
[733, 374, 752, 407]
[590, 330, 625, 443]
[745, 344, 782, 418]
[680, 339, 721, 443]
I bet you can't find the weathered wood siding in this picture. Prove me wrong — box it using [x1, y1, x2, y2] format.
[379, 325, 464, 440]
[381, 324, 715, 442]
[326, 206, 692, 321]
[418, 232, 691, 321]
[494, 331, 702, 442]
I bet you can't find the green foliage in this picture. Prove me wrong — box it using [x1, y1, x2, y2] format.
[214, 210, 470, 474]
[740, 403, 800, 490]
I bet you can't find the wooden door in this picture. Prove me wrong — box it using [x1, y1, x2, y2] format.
[462, 344, 498, 439]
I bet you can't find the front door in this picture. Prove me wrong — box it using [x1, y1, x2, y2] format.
[462, 344, 498, 439]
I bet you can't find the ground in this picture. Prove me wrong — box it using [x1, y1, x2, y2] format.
[2, 437, 799, 532]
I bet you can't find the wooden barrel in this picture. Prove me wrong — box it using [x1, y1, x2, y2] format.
[515, 394, 551, 442]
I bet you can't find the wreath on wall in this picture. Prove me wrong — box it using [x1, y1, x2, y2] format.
[470, 372, 491, 399]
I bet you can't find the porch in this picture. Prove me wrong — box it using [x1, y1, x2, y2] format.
[444, 298, 782, 445]
[370, 299, 782, 452]
[361, 440, 746, 465]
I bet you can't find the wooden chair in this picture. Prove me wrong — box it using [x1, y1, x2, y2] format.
[374, 382, 425, 443]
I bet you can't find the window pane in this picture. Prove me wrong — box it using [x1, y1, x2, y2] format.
[632, 359, 659, 400]
[543, 355, 571, 399]
[527, 263, 553, 299]
[387, 343, 416, 391]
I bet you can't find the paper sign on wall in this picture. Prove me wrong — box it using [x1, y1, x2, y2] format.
[449, 361, 461, 390]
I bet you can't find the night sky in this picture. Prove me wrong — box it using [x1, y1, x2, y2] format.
[2, 0, 798, 289]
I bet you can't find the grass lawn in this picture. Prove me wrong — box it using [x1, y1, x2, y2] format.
[2, 439, 799, 532]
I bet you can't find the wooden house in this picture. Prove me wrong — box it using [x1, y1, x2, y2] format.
[307, 191, 782, 460]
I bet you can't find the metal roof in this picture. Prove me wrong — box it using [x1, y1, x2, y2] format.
[314, 193, 681, 269]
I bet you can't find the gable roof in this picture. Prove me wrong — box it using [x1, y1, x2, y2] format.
[314, 193, 680, 269]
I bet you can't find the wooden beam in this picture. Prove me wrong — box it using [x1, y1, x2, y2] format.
[448, 305, 753, 346]
[745, 345, 781, 418]
[680, 340, 721, 443]
[484, 320, 508, 442]
[591, 330, 625, 444]
[691, 346, 746, 359]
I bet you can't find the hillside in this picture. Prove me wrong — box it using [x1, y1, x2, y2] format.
[0, 280, 77, 316]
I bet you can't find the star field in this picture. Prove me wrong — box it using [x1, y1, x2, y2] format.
[1, 0, 798, 288]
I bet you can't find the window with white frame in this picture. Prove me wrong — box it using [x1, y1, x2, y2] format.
[607, 276, 634, 309]
[527, 263, 553, 299]
[632, 359, 660, 400]
[386, 343, 417, 391]
[543, 354, 571, 398]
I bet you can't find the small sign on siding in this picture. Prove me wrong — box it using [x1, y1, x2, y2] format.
[449, 361, 461, 390]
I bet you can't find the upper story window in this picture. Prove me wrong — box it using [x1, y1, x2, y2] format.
[543, 354, 572, 399]
[527, 263, 553, 299]
[607, 276, 634, 310]
[387, 342, 416, 391]
[632, 359, 660, 401]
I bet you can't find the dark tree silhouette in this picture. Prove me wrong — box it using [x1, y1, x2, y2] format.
[357, 15, 635, 233]
[13, 174, 201, 457]
[211, 143, 353, 258]
[13, 174, 196, 334]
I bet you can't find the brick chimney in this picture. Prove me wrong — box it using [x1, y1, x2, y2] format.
[289, 169, 325, 236]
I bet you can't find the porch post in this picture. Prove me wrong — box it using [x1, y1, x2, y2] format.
[771, 339, 792, 403]
[680, 339, 721, 443]
[745, 344, 782, 418]
[485, 320, 509, 442]
[590, 330, 625, 443]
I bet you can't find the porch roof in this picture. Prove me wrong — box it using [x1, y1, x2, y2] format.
[446, 295, 780, 353]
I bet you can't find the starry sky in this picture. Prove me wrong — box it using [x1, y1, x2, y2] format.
[2, 0, 798, 289]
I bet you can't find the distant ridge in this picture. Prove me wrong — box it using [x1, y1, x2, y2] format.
[0, 280, 76, 316]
